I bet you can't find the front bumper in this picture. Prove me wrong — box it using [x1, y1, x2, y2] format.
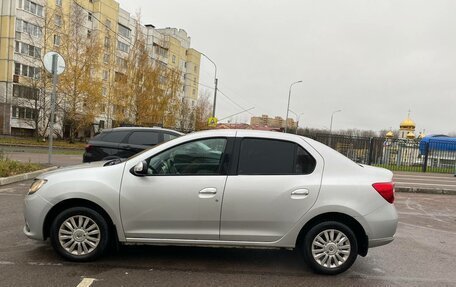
[23, 193, 54, 240]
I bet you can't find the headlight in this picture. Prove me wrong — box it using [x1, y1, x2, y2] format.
[28, 179, 47, 195]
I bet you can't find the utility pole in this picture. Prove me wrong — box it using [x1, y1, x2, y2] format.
[48, 54, 58, 164]
[213, 78, 218, 117]
[201, 53, 218, 118]
[43, 51, 65, 165]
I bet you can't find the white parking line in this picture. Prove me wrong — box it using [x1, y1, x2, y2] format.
[76, 278, 96, 287]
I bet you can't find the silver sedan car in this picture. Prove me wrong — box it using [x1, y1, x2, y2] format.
[24, 130, 397, 275]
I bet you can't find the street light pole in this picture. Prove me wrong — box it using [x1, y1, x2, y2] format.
[285, 80, 302, 133]
[288, 109, 304, 134]
[329, 109, 342, 134]
[201, 53, 218, 118]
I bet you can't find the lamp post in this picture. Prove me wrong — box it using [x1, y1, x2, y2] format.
[329, 109, 342, 134]
[285, 80, 302, 133]
[201, 53, 218, 118]
[288, 109, 304, 134]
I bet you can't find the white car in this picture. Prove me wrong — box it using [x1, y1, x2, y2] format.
[24, 130, 397, 275]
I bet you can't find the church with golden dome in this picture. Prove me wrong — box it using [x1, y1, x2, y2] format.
[386, 111, 425, 140]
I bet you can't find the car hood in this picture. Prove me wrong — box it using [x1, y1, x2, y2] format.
[37, 161, 110, 178]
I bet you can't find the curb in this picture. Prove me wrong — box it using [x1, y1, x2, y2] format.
[396, 187, 456, 196]
[0, 166, 59, 186]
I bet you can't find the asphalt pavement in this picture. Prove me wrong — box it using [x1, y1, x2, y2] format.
[394, 172, 456, 193]
[0, 180, 455, 287]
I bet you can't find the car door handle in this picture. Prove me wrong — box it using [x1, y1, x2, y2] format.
[199, 188, 217, 198]
[291, 189, 309, 199]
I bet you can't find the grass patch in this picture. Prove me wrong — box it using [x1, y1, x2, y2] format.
[0, 137, 85, 149]
[375, 164, 454, 174]
[0, 153, 43, 177]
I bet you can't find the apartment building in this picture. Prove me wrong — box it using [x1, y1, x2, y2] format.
[250, 114, 297, 130]
[0, 0, 201, 136]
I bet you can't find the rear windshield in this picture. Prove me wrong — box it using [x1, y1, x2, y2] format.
[92, 133, 104, 140]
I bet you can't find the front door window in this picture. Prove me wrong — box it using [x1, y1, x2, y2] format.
[148, 138, 227, 175]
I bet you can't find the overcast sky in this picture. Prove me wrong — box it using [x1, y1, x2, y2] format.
[118, 0, 456, 134]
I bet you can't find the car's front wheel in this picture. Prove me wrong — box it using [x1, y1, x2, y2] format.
[301, 221, 358, 275]
[50, 207, 110, 261]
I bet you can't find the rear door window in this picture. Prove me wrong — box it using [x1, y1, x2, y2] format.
[238, 138, 315, 175]
[128, 131, 160, 146]
[101, 131, 130, 143]
[164, 133, 179, 142]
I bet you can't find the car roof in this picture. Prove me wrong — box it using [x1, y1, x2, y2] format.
[184, 129, 310, 141]
[101, 127, 184, 135]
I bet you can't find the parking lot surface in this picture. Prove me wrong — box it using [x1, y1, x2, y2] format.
[394, 172, 456, 191]
[1, 180, 455, 286]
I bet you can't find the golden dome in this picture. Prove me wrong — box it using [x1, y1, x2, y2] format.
[406, 131, 415, 139]
[385, 131, 394, 138]
[400, 118, 416, 129]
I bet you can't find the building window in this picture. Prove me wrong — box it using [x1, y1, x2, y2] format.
[88, 12, 92, 22]
[87, 29, 92, 38]
[194, 66, 197, 72]
[53, 34, 61, 46]
[55, 15, 62, 27]
[192, 89, 196, 95]
[102, 70, 108, 81]
[118, 23, 131, 39]
[116, 57, 127, 69]
[103, 54, 110, 64]
[23, 0, 44, 17]
[14, 62, 40, 79]
[15, 41, 41, 58]
[18, 20, 42, 37]
[12, 106, 37, 120]
[117, 40, 129, 53]
[15, 19, 22, 32]
[14, 63, 21, 75]
[172, 55, 176, 64]
[105, 19, 111, 28]
[104, 37, 110, 49]
[13, 85, 39, 100]
[56, 0, 62, 6]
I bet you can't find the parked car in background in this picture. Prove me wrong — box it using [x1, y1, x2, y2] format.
[83, 127, 183, 162]
[25, 130, 398, 275]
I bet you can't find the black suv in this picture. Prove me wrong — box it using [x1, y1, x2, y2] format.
[83, 127, 183, 163]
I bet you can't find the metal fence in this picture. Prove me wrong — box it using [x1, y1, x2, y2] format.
[304, 133, 456, 174]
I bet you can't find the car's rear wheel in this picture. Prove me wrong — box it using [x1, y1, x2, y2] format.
[50, 207, 109, 261]
[301, 221, 358, 275]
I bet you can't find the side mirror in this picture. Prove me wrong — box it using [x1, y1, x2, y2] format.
[131, 160, 148, 176]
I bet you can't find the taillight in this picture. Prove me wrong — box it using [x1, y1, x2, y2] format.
[372, 182, 395, 204]
[85, 144, 92, 152]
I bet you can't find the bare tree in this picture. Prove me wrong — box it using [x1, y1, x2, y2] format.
[57, 4, 103, 142]
[194, 90, 213, 131]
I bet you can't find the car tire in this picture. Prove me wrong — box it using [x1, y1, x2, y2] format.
[50, 207, 110, 262]
[301, 221, 358, 275]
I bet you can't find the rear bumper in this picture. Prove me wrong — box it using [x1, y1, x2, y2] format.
[369, 236, 394, 247]
[361, 203, 398, 248]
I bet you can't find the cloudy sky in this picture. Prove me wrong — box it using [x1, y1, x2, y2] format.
[118, 0, 456, 134]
